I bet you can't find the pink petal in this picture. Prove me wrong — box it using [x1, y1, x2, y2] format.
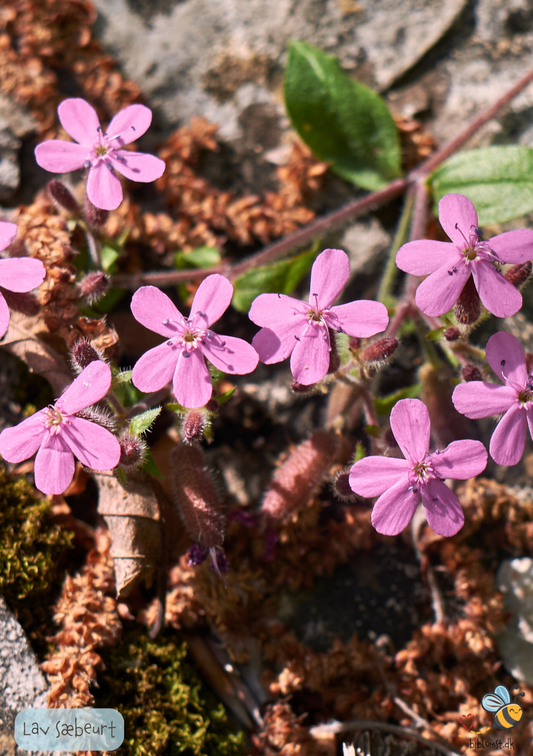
[189, 274, 233, 328]
[486, 331, 528, 390]
[290, 324, 330, 385]
[110, 151, 165, 182]
[390, 398, 430, 463]
[438, 194, 478, 248]
[452, 381, 516, 419]
[0, 257, 46, 292]
[489, 404, 527, 466]
[201, 334, 259, 374]
[396, 240, 456, 276]
[173, 349, 212, 408]
[252, 322, 301, 364]
[56, 361, 112, 415]
[58, 98, 101, 146]
[86, 162, 124, 211]
[309, 249, 350, 309]
[0, 410, 46, 462]
[131, 341, 178, 393]
[326, 300, 388, 337]
[0, 292, 10, 338]
[35, 140, 89, 173]
[415, 258, 470, 316]
[131, 286, 186, 337]
[106, 104, 153, 146]
[471, 261, 522, 317]
[371, 477, 420, 536]
[349, 456, 410, 497]
[421, 479, 464, 536]
[0, 221, 17, 251]
[63, 416, 120, 471]
[488, 228, 533, 264]
[249, 293, 309, 326]
[34, 432, 75, 495]
[430, 439, 487, 479]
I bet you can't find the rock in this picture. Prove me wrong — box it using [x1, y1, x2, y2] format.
[0, 95, 36, 202]
[340, 217, 391, 277]
[495, 557, 533, 684]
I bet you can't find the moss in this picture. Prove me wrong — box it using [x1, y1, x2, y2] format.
[95, 630, 246, 756]
[0, 466, 73, 602]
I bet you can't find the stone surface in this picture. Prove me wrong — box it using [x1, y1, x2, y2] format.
[496, 557, 533, 684]
[0, 94, 36, 202]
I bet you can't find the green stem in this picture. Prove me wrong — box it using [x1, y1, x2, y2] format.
[377, 190, 414, 304]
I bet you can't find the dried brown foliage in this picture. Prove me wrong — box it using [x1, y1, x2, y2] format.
[251, 700, 319, 756]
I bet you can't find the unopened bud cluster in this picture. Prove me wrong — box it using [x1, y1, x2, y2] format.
[69, 339, 105, 373]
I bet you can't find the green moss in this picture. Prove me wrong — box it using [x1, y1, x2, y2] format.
[95, 631, 246, 756]
[0, 466, 73, 602]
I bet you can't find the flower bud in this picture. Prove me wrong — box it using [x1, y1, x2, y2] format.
[444, 327, 460, 342]
[505, 261, 532, 288]
[76, 406, 115, 431]
[461, 364, 482, 382]
[118, 432, 148, 469]
[69, 338, 105, 373]
[361, 337, 399, 364]
[291, 381, 316, 394]
[348, 337, 361, 352]
[454, 276, 480, 325]
[1, 290, 41, 317]
[327, 329, 341, 374]
[332, 469, 356, 502]
[47, 180, 80, 214]
[181, 409, 211, 443]
[77, 271, 110, 305]
[84, 198, 109, 228]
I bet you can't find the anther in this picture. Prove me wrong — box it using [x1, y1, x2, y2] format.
[294, 335, 300, 341]
[167, 340, 173, 346]
[182, 350, 191, 358]
[501, 360, 506, 366]
[83, 160, 91, 170]
[97, 126, 102, 132]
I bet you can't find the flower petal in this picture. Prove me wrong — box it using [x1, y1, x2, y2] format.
[201, 334, 259, 374]
[326, 300, 388, 337]
[415, 259, 470, 316]
[421, 479, 464, 536]
[371, 477, 420, 536]
[309, 249, 350, 309]
[249, 293, 308, 326]
[390, 398, 430, 463]
[488, 228, 533, 264]
[396, 240, 456, 276]
[486, 331, 528, 390]
[0, 410, 46, 462]
[106, 104, 153, 146]
[290, 324, 330, 385]
[189, 274, 233, 328]
[0, 292, 10, 338]
[131, 286, 186, 337]
[452, 381, 516, 419]
[430, 439, 487, 479]
[63, 416, 120, 471]
[132, 341, 178, 393]
[56, 361, 112, 415]
[34, 432, 75, 495]
[173, 349, 212, 408]
[489, 404, 527, 466]
[472, 261, 522, 318]
[252, 324, 300, 364]
[110, 151, 165, 182]
[35, 140, 89, 173]
[0, 221, 17, 251]
[86, 162, 124, 211]
[349, 456, 410, 497]
[438, 194, 478, 248]
[0, 257, 46, 293]
[58, 98, 101, 146]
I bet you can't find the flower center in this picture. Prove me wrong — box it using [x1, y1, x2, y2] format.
[518, 388, 533, 405]
[162, 312, 225, 358]
[95, 145, 108, 157]
[44, 406, 66, 434]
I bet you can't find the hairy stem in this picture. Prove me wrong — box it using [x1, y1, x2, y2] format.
[377, 190, 414, 303]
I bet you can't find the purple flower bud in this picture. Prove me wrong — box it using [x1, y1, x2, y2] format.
[69, 338, 105, 373]
[47, 180, 80, 214]
[78, 271, 110, 305]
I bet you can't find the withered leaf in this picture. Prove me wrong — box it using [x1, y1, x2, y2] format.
[95, 473, 161, 600]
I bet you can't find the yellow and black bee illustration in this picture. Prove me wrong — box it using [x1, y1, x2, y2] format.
[482, 684, 525, 730]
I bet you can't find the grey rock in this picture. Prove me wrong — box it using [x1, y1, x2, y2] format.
[0, 95, 36, 202]
[496, 557, 533, 684]
[340, 217, 391, 277]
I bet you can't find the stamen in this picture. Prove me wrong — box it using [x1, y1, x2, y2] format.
[83, 159, 91, 170]
[182, 350, 191, 358]
[294, 335, 300, 341]
[448, 266, 457, 276]
[97, 126, 102, 132]
[454, 223, 469, 245]
[501, 360, 506, 366]
[167, 340, 173, 346]
[106, 162, 115, 173]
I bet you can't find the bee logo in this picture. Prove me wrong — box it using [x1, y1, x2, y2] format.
[482, 684, 525, 730]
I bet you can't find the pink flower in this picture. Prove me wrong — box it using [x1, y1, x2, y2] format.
[0, 361, 120, 495]
[248, 248, 389, 385]
[131, 276, 259, 409]
[349, 398, 487, 536]
[396, 193, 533, 317]
[452, 331, 533, 466]
[34, 98, 165, 211]
[0, 221, 46, 336]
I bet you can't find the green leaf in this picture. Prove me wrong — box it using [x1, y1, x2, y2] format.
[113, 370, 132, 385]
[374, 383, 423, 416]
[430, 146, 533, 225]
[215, 387, 236, 405]
[284, 40, 402, 190]
[166, 402, 187, 413]
[100, 244, 120, 274]
[365, 425, 381, 437]
[174, 247, 221, 269]
[232, 246, 320, 312]
[129, 408, 161, 436]
[426, 326, 446, 341]
[354, 441, 365, 462]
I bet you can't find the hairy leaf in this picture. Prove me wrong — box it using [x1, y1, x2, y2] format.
[129, 407, 161, 436]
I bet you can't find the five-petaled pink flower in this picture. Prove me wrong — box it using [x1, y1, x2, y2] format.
[248, 248, 389, 385]
[0, 361, 120, 495]
[349, 398, 487, 536]
[131, 276, 259, 409]
[396, 193, 533, 318]
[452, 331, 533, 466]
[0, 221, 46, 337]
[35, 98, 165, 211]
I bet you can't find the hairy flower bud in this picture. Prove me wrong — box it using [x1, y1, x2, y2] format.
[461, 364, 482, 382]
[1, 290, 41, 317]
[69, 338, 105, 373]
[181, 409, 211, 444]
[444, 327, 460, 341]
[332, 468, 356, 502]
[76, 406, 116, 431]
[454, 275, 480, 325]
[84, 199, 109, 228]
[327, 329, 341, 374]
[47, 179, 80, 214]
[348, 337, 362, 352]
[505, 260, 532, 288]
[290, 381, 316, 394]
[118, 432, 148, 469]
[361, 337, 399, 364]
[77, 271, 110, 305]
